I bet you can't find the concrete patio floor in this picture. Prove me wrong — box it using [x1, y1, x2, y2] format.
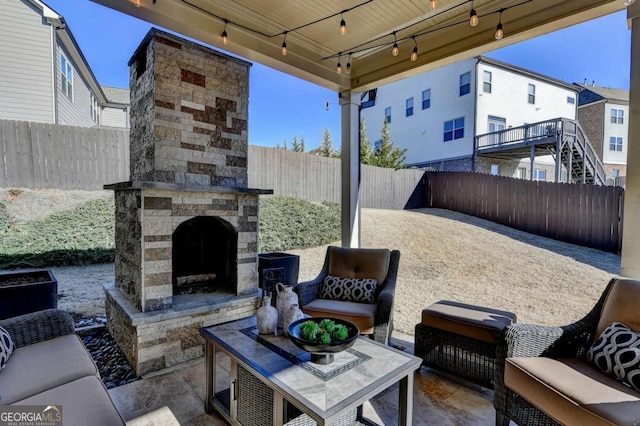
[108, 331, 497, 425]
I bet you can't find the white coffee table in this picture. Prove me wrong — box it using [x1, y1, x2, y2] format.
[201, 316, 421, 425]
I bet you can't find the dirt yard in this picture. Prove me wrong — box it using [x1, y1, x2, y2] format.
[1, 189, 620, 335]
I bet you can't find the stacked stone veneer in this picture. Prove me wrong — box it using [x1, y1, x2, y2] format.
[128, 29, 249, 187]
[105, 29, 268, 376]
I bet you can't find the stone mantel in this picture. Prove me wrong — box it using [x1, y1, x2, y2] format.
[104, 181, 273, 195]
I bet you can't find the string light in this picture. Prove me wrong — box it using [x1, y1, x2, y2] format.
[391, 32, 399, 56]
[340, 13, 347, 36]
[221, 20, 229, 45]
[336, 52, 342, 73]
[410, 37, 418, 61]
[430, 0, 437, 10]
[346, 53, 352, 74]
[469, 1, 479, 26]
[624, 0, 636, 5]
[132, 0, 141, 7]
[281, 32, 288, 56]
[495, 10, 504, 40]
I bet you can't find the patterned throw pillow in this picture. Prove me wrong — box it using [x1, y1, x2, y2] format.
[318, 275, 378, 304]
[587, 321, 640, 392]
[0, 325, 15, 372]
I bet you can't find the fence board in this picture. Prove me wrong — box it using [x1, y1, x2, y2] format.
[424, 171, 624, 253]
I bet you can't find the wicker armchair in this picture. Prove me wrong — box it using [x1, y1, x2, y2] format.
[0, 308, 75, 348]
[294, 246, 400, 345]
[494, 278, 640, 426]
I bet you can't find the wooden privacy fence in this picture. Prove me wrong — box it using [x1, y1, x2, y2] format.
[0, 119, 129, 190]
[424, 172, 625, 253]
[0, 120, 425, 210]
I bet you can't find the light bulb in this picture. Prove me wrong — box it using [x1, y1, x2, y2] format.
[392, 43, 399, 56]
[221, 30, 228, 45]
[340, 19, 347, 36]
[410, 46, 418, 62]
[281, 41, 288, 56]
[625, 0, 636, 5]
[430, 0, 437, 10]
[337, 62, 342, 74]
[346, 61, 351, 75]
[495, 23, 503, 40]
[133, 0, 141, 7]
[470, 9, 479, 27]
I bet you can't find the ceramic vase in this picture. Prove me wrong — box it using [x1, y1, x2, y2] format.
[276, 282, 299, 328]
[282, 304, 305, 337]
[256, 294, 278, 335]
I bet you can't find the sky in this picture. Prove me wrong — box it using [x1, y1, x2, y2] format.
[45, 1, 631, 150]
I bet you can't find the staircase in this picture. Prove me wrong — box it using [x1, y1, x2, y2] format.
[476, 118, 606, 185]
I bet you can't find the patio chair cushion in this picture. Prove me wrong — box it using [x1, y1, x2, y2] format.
[505, 356, 640, 426]
[0, 325, 14, 372]
[14, 376, 125, 426]
[587, 322, 640, 392]
[327, 247, 390, 287]
[421, 300, 517, 344]
[301, 299, 376, 334]
[318, 275, 378, 303]
[0, 334, 98, 404]
[596, 278, 640, 339]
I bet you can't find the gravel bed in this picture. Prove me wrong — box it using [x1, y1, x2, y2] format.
[70, 313, 140, 389]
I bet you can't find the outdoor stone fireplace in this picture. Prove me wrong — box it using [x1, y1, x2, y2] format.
[104, 29, 270, 376]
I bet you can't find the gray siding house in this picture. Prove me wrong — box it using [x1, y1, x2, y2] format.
[0, 0, 129, 127]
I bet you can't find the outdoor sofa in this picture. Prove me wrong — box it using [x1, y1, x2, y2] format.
[495, 277, 640, 426]
[0, 309, 125, 425]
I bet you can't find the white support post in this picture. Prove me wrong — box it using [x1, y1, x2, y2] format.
[622, 4, 640, 278]
[340, 90, 361, 248]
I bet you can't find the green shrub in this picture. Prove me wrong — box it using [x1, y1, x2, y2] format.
[0, 195, 340, 268]
[0, 203, 9, 233]
[259, 197, 340, 252]
[0, 199, 115, 268]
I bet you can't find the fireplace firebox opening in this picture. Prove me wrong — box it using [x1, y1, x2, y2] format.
[172, 217, 238, 296]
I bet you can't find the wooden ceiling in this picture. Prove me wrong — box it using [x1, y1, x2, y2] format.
[91, 0, 624, 92]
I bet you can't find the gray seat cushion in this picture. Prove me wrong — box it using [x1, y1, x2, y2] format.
[14, 376, 125, 426]
[0, 334, 98, 404]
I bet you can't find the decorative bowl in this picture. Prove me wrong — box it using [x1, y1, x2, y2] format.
[287, 317, 360, 364]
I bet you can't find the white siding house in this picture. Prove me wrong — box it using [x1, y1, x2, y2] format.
[361, 56, 579, 180]
[0, 0, 129, 127]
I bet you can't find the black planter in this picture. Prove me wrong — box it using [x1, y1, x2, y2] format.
[0, 270, 57, 320]
[258, 252, 300, 301]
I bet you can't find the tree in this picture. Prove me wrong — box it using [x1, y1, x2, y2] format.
[370, 120, 407, 169]
[292, 136, 306, 153]
[316, 128, 338, 158]
[359, 116, 374, 165]
[275, 139, 288, 150]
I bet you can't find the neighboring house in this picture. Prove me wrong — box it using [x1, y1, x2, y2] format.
[0, 0, 129, 127]
[361, 56, 580, 181]
[576, 83, 628, 184]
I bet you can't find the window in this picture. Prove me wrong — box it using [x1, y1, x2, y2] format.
[567, 96, 575, 104]
[612, 169, 620, 178]
[60, 53, 73, 100]
[560, 171, 567, 182]
[384, 107, 391, 124]
[517, 167, 526, 179]
[422, 89, 431, 109]
[444, 117, 464, 141]
[487, 116, 506, 145]
[609, 137, 623, 151]
[90, 94, 100, 124]
[490, 164, 499, 175]
[611, 109, 624, 124]
[533, 168, 546, 181]
[405, 98, 414, 117]
[459, 72, 471, 96]
[483, 71, 492, 93]
[528, 84, 535, 104]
